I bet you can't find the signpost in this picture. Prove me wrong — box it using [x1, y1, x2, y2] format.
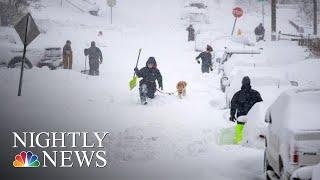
[313, 0, 317, 35]
[14, 13, 40, 96]
[107, 0, 116, 24]
[271, 0, 277, 41]
[258, 0, 266, 26]
[231, 7, 243, 36]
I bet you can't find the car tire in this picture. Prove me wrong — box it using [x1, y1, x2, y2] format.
[264, 150, 271, 180]
[8, 56, 33, 69]
[279, 160, 288, 180]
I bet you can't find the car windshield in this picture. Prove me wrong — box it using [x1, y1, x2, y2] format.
[189, 3, 206, 9]
[45, 48, 61, 57]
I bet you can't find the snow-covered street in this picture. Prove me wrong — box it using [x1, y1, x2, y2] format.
[0, 0, 320, 180]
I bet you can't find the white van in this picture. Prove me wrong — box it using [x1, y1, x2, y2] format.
[264, 88, 320, 180]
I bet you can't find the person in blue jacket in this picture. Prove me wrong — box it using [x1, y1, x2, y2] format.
[195, 45, 214, 73]
[134, 57, 163, 105]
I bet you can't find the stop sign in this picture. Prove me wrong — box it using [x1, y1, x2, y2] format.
[232, 7, 243, 18]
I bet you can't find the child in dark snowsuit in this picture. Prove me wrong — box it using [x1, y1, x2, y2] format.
[134, 57, 163, 105]
[196, 45, 214, 73]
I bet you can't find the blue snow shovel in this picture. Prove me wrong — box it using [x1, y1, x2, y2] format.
[129, 48, 142, 90]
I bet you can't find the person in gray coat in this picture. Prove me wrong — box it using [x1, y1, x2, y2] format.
[186, 24, 195, 41]
[195, 45, 214, 73]
[254, 23, 265, 42]
[84, 41, 103, 76]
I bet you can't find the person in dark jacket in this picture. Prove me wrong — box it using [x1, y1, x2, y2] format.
[84, 41, 103, 76]
[195, 45, 214, 73]
[254, 23, 265, 42]
[186, 24, 195, 41]
[63, 40, 73, 69]
[230, 76, 263, 144]
[134, 57, 163, 105]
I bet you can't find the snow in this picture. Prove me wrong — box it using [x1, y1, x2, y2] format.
[291, 166, 313, 180]
[313, 163, 320, 180]
[242, 102, 267, 149]
[268, 88, 320, 132]
[0, 0, 320, 179]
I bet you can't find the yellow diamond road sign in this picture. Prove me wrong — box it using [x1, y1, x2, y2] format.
[14, 13, 40, 46]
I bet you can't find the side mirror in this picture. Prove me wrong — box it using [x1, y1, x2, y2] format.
[221, 77, 230, 86]
[265, 112, 272, 124]
[290, 81, 299, 87]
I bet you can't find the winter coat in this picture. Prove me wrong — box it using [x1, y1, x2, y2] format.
[63, 44, 72, 56]
[255, 25, 265, 36]
[186, 25, 195, 41]
[135, 58, 163, 98]
[230, 84, 263, 120]
[196, 51, 213, 73]
[63, 44, 73, 69]
[85, 46, 103, 63]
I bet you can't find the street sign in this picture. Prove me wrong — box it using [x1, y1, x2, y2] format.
[14, 13, 40, 96]
[107, 0, 116, 7]
[232, 7, 243, 18]
[231, 7, 244, 36]
[14, 13, 40, 46]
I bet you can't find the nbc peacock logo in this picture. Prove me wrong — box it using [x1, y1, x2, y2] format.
[13, 151, 40, 168]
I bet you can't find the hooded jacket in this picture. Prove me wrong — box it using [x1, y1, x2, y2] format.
[230, 76, 263, 119]
[255, 24, 265, 36]
[135, 57, 163, 88]
[85, 42, 103, 62]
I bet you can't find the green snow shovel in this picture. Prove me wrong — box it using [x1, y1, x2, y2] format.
[129, 48, 142, 90]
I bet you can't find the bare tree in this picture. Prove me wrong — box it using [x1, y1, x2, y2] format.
[0, 0, 30, 26]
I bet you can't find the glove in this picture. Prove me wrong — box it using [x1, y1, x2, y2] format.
[160, 86, 163, 90]
[134, 67, 139, 72]
[210, 67, 213, 71]
[229, 116, 236, 122]
[197, 60, 200, 64]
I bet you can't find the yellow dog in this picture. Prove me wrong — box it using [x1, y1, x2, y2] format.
[176, 81, 187, 98]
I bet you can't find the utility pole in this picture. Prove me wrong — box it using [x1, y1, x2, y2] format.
[271, 0, 277, 41]
[111, 6, 113, 24]
[258, 0, 266, 26]
[314, 0, 318, 35]
[61, 0, 63, 7]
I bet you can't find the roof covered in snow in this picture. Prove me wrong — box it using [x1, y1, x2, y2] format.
[269, 88, 320, 131]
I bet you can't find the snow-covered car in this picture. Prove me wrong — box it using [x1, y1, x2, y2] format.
[264, 88, 320, 180]
[291, 163, 320, 180]
[37, 47, 63, 70]
[0, 44, 33, 69]
[0, 31, 33, 69]
[181, 6, 209, 25]
[184, 0, 207, 9]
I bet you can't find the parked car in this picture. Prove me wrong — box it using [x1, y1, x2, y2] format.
[181, 6, 209, 25]
[264, 88, 320, 180]
[7, 56, 33, 69]
[184, 0, 208, 9]
[0, 27, 39, 69]
[37, 47, 63, 70]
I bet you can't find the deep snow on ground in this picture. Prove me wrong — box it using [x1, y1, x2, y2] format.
[0, 0, 319, 179]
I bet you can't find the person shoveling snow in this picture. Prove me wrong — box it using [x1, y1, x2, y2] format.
[134, 57, 163, 105]
[229, 76, 263, 144]
[84, 41, 103, 76]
